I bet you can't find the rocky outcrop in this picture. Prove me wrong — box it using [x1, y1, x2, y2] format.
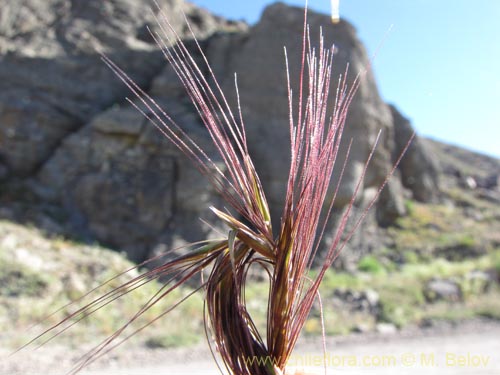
[0, 0, 235, 177]
[38, 97, 225, 261]
[207, 3, 395, 226]
[1, 1, 440, 262]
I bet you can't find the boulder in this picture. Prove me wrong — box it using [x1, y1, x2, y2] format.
[35, 2, 403, 260]
[390, 105, 440, 202]
[32, 9, 242, 258]
[376, 178, 407, 227]
[424, 278, 462, 302]
[205, 3, 395, 228]
[0, 0, 232, 177]
[38, 97, 225, 262]
[333, 288, 380, 315]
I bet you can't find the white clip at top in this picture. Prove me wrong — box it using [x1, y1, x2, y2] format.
[331, 0, 340, 23]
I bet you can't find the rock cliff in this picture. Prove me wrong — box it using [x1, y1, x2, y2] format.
[0, 1, 439, 262]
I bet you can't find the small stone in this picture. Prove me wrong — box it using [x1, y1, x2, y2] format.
[463, 176, 477, 189]
[420, 318, 435, 328]
[363, 289, 380, 308]
[376, 323, 397, 335]
[353, 323, 371, 333]
[425, 279, 462, 302]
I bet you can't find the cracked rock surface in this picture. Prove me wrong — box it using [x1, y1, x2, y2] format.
[1, 1, 439, 262]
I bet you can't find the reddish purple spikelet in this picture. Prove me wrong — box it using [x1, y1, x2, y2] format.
[20, 3, 414, 375]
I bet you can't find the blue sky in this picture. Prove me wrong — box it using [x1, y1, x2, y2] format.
[190, 0, 500, 158]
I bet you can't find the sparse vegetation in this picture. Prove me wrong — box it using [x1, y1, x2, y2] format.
[0, 220, 204, 348]
[0, 256, 51, 298]
[2, 159, 499, 353]
[1, 216, 499, 353]
[320, 251, 500, 329]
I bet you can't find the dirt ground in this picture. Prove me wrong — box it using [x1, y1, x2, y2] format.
[2, 319, 499, 375]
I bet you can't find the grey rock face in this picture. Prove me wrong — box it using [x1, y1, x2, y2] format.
[390, 105, 440, 202]
[206, 3, 394, 227]
[376, 178, 407, 227]
[2, 1, 441, 262]
[0, 0, 229, 177]
[2, 0, 240, 261]
[38, 96, 225, 261]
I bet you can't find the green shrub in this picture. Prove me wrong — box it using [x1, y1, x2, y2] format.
[404, 199, 416, 215]
[358, 255, 384, 274]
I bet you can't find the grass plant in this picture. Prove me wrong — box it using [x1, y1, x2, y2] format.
[19, 3, 412, 375]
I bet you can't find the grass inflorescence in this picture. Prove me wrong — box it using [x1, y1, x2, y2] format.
[18, 3, 414, 375]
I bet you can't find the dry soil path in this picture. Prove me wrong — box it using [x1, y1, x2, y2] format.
[2, 320, 499, 375]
